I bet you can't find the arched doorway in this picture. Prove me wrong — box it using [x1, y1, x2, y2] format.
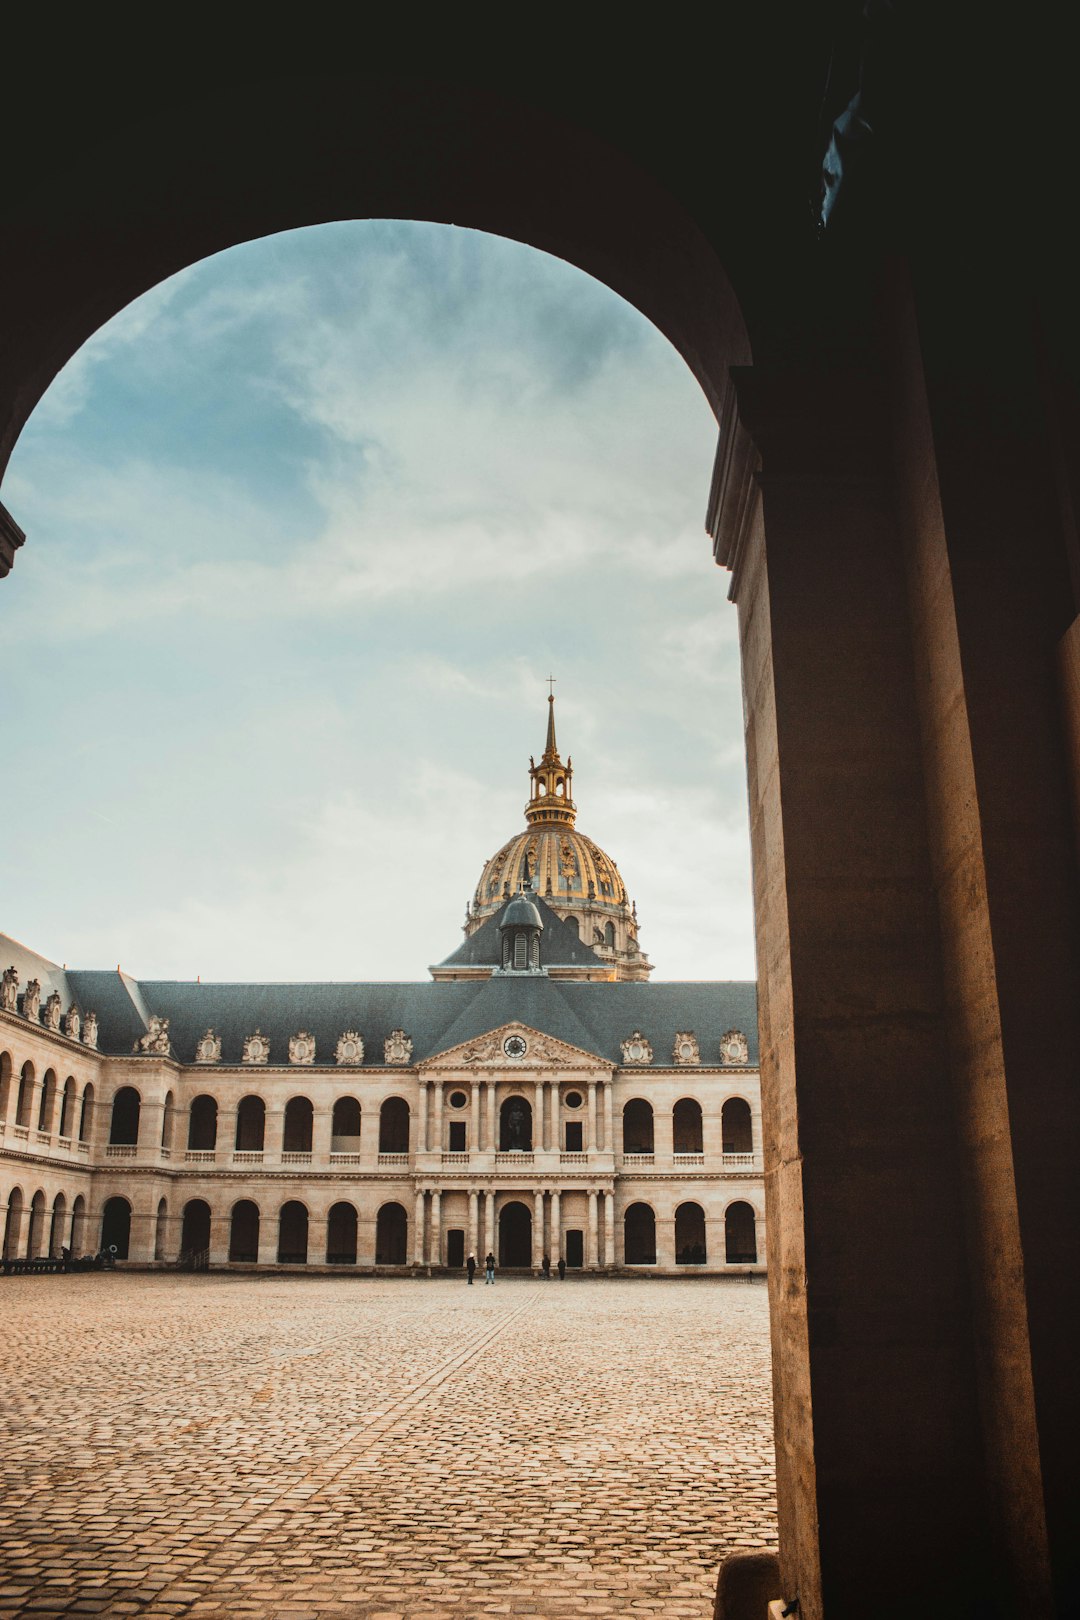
[26, 1190, 47, 1258]
[180, 1198, 211, 1257]
[675, 1202, 707, 1265]
[49, 1193, 67, 1257]
[100, 1196, 131, 1259]
[229, 1200, 260, 1262]
[724, 1201, 757, 1264]
[624, 1202, 656, 1265]
[499, 1096, 532, 1152]
[277, 1201, 308, 1264]
[375, 1202, 407, 1265]
[498, 1200, 532, 1267]
[326, 1202, 357, 1264]
[70, 1194, 87, 1254]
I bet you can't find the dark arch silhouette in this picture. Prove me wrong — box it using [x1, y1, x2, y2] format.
[180, 1198, 211, 1256]
[277, 1201, 308, 1264]
[154, 1197, 168, 1261]
[327, 1202, 358, 1264]
[187, 1094, 218, 1151]
[109, 1086, 140, 1146]
[675, 1201, 707, 1265]
[622, 1098, 654, 1154]
[59, 1076, 77, 1137]
[229, 1200, 260, 1262]
[725, 1201, 757, 1264]
[498, 1200, 532, 1268]
[37, 1069, 56, 1131]
[235, 1094, 265, 1151]
[499, 1096, 532, 1152]
[332, 1097, 361, 1140]
[375, 1202, 407, 1265]
[624, 1202, 656, 1265]
[721, 1097, 753, 1154]
[283, 1096, 313, 1153]
[3, 1188, 23, 1259]
[673, 1097, 704, 1153]
[48, 1193, 67, 1258]
[101, 1195, 131, 1259]
[16, 1062, 34, 1127]
[378, 1097, 409, 1153]
[78, 1083, 94, 1142]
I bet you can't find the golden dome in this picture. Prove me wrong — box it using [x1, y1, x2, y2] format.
[466, 696, 652, 981]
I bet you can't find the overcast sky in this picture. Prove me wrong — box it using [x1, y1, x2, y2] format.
[2, 221, 754, 983]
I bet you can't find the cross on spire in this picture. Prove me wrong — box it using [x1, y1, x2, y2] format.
[546, 674, 556, 697]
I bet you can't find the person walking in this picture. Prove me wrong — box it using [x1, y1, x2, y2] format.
[557, 1256, 566, 1280]
[466, 1251, 476, 1284]
[484, 1250, 496, 1285]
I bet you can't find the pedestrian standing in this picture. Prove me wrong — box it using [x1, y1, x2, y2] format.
[541, 1253, 551, 1280]
[484, 1250, 496, 1285]
[557, 1256, 566, 1280]
[466, 1251, 477, 1284]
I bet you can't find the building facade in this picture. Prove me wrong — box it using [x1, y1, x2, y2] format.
[1, 703, 763, 1275]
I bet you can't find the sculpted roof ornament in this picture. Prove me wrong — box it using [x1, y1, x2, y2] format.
[1, 966, 18, 1013]
[194, 1029, 221, 1064]
[289, 1031, 316, 1065]
[43, 991, 62, 1031]
[22, 978, 41, 1022]
[384, 1028, 413, 1065]
[720, 1029, 750, 1065]
[82, 1012, 98, 1049]
[135, 1015, 171, 1056]
[673, 1032, 700, 1065]
[621, 1031, 653, 1065]
[243, 1030, 270, 1064]
[336, 1031, 365, 1065]
[64, 1005, 81, 1042]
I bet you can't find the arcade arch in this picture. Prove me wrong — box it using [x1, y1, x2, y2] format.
[498, 1200, 532, 1267]
[278, 1200, 308, 1264]
[109, 1086, 140, 1146]
[180, 1198, 211, 1257]
[378, 1098, 409, 1154]
[327, 1201, 357, 1264]
[499, 1096, 532, 1152]
[229, 1200, 260, 1262]
[187, 1094, 218, 1151]
[235, 1095, 265, 1151]
[622, 1099, 654, 1154]
[101, 1195, 131, 1259]
[283, 1097, 313, 1153]
[672, 1098, 703, 1154]
[375, 1201, 407, 1265]
[721, 1097, 753, 1154]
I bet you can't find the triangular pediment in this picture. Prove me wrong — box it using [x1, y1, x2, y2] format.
[421, 1021, 608, 1072]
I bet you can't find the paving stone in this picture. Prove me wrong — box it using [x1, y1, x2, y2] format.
[0, 1274, 775, 1618]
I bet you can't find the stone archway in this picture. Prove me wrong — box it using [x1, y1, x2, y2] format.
[498, 1201, 532, 1268]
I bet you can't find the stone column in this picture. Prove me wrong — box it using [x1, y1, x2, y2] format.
[487, 1082, 497, 1153]
[550, 1082, 560, 1151]
[468, 1190, 478, 1256]
[484, 1190, 495, 1259]
[264, 1105, 285, 1164]
[587, 1190, 599, 1270]
[307, 1211, 328, 1267]
[418, 1080, 428, 1152]
[257, 1211, 278, 1267]
[603, 1080, 614, 1154]
[534, 1080, 545, 1151]
[413, 1190, 426, 1266]
[470, 1081, 480, 1153]
[532, 1189, 544, 1269]
[433, 1082, 444, 1155]
[217, 1105, 238, 1161]
[207, 1206, 229, 1267]
[604, 1190, 615, 1270]
[549, 1189, 561, 1265]
[311, 1105, 332, 1163]
[587, 1082, 597, 1153]
[44, 1079, 63, 1137]
[430, 1189, 442, 1267]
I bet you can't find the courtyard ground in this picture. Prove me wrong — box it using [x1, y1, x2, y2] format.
[0, 1274, 776, 1620]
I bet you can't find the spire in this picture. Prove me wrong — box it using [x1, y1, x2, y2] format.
[525, 689, 576, 827]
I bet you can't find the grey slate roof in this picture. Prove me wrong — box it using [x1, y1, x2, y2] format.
[0, 933, 74, 1019]
[435, 894, 605, 972]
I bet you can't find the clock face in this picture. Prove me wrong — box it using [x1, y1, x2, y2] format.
[503, 1035, 527, 1060]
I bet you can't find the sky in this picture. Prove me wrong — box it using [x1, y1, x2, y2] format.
[2, 221, 754, 984]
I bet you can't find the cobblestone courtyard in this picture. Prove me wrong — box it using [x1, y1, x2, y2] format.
[0, 1275, 776, 1620]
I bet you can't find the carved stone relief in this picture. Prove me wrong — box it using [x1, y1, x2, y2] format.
[720, 1029, 750, 1065]
[64, 1006, 81, 1042]
[289, 1031, 316, 1065]
[194, 1029, 221, 1064]
[384, 1028, 413, 1065]
[22, 978, 41, 1022]
[621, 1031, 653, 1065]
[673, 1032, 700, 1065]
[135, 1014, 171, 1055]
[82, 1012, 98, 1049]
[1, 966, 19, 1013]
[243, 1030, 270, 1064]
[336, 1031, 365, 1065]
[43, 991, 62, 1031]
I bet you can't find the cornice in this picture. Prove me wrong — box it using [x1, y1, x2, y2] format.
[0, 1006, 98, 1061]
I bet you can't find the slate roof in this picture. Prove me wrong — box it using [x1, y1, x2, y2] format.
[436, 893, 607, 972]
[1, 933, 759, 1070]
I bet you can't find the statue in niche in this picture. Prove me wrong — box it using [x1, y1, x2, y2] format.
[23, 979, 41, 1022]
[43, 991, 62, 1030]
[64, 1005, 81, 1041]
[504, 1099, 530, 1151]
[1, 966, 18, 1013]
[82, 1011, 98, 1049]
[135, 1015, 171, 1055]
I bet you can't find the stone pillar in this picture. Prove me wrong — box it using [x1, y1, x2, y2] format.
[468, 1190, 478, 1256]
[470, 1081, 480, 1153]
[587, 1082, 597, 1152]
[603, 1080, 614, 1154]
[418, 1080, 428, 1152]
[433, 1082, 444, 1155]
[430, 1189, 442, 1267]
[487, 1082, 497, 1153]
[208, 1207, 229, 1267]
[550, 1081, 560, 1151]
[532, 1189, 544, 1269]
[217, 1105, 238, 1160]
[413, 1190, 426, 1265]
[307, 1211, 328, 1267]
[484, 1190, 495, 1258]
[587, 1190, 599, 1270]
[44, 1079, 63, 1137]
[549, 1189, 561, 1265]
[604, 1190, 615, 1270]
[264, 1105, 285, 1164]
[532, 1080, 543, 1151]
[311, 1105, 332, 1163]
